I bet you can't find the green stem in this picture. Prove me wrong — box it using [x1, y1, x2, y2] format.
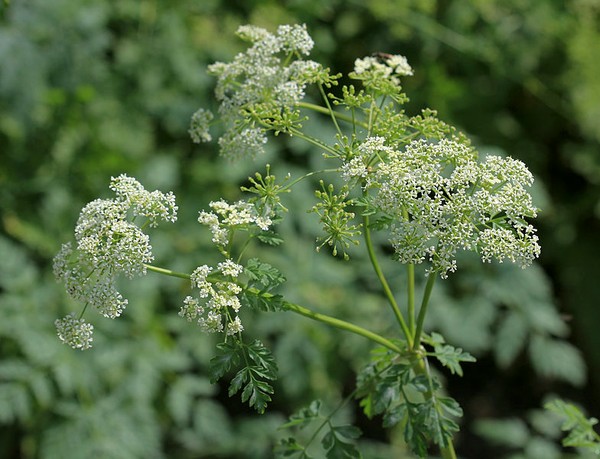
[317, 83, 343, 136]
[362, 214, 413, 347]
[288, 127, 339, 156]
[144, 264, 190, 280]
[280, 168, 338, 192]
[297, 101, 366, 127]
[441, 430, 458, 459]
[412, 272, 436, 351]
[407, 263, 415, 335]
[282, 300, 403, 354]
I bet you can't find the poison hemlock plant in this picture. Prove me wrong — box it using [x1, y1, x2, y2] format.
[54, 24, 542, 458]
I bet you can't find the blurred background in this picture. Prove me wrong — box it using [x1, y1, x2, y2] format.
[1, 0, 599, 457]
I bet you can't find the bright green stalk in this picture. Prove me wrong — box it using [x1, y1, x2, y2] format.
[441, 440, 458, 459]
[412, 272, 436, 351]
[362, 214, 413, 348]
[144, 264, 190, 280]
[317, 83, 343, 136]
[407, 263, 415, 335]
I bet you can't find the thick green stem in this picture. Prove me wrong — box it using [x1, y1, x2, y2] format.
[441, 440, 458, 459]
[412, 273, 436, 351]
[362, 215, 413, 348]
[407, 263, 415, 335]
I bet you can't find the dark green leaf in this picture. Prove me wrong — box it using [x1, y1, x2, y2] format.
[241, 376, 273, 414]
[209, 341, 241, 383]
[229, 368, 248, 397]
[247, 339, 278, 379]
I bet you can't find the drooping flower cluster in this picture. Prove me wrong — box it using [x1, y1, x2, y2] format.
[179, 260, 245, 336]
[54, 313, 94, 350]
[198, 199, 272, 249]
[191, 24, 334, 159]
[351, 137, 540, 277]
[53, 175, 178, 348]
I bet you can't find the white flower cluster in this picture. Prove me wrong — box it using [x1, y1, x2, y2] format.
[352, 53, 414, 88]
[341, 136, 392, 182]
[201, 24, 326, 159]
[54, 313, 94, 350]
[198, 199, 272, 248]
[360, 137, 540, 277]
[179, 260, 245, 336]
[54, 175, 178, 348]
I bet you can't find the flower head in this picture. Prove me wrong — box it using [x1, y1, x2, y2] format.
[366, 138, 540, 277]
[182, 260, 246, 335]
[198, 199, 273, 250]
[195, 24, 333, 160]
[54, 176, 178, 347]
[55, 313, 94, 350]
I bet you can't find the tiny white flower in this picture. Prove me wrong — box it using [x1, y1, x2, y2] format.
[218, 259, 244, 278]
[226, 316, 244, 336]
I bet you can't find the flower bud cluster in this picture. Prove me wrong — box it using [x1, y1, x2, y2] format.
[346, 137, 540, 278]
[54, 175, 178, 348]
[179, 260, 245, 336]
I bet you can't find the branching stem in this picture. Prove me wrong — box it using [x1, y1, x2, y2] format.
[144, 263, 403, 354]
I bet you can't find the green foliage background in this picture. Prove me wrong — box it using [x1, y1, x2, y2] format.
[1, 0, 599, 457]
